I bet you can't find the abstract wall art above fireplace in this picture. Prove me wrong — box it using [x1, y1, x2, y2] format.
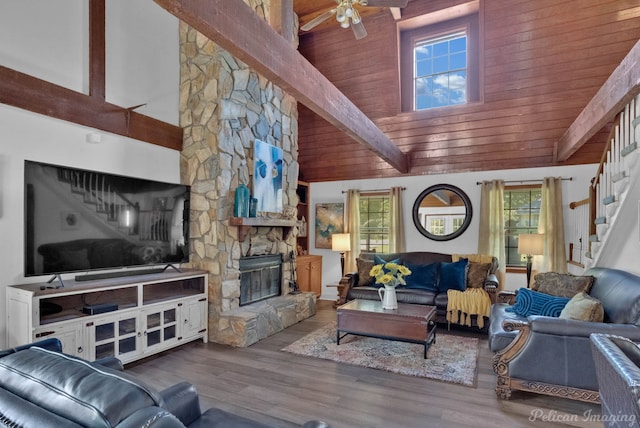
[253, 139, 283, 213]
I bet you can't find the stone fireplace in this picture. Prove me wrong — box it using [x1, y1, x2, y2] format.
[177, 1, 315, 347]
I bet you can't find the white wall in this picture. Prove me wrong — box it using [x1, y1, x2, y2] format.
[0, 2, 180, 348]
[309, 164, 598, 300]
[0, 0, 88, 92]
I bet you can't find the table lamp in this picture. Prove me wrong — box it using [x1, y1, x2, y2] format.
[331, 233, 351, 276]
[518, 233, 544, 287]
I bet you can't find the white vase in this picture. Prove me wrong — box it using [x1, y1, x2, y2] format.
[378, 284, 398, 309]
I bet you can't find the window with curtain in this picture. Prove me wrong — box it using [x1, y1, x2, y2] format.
[504, 186, 542, 267]
[359, 194, 390, 253]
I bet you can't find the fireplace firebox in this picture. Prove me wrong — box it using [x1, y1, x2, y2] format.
[239, 254, 283, 306]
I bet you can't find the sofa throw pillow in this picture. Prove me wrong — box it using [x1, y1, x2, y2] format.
[373, 254, 402, 266]
[532, 272, 595, 298]
[505, 287, 570, 317]
[452, 253, 494, 264]
[467, 262, 491, 288]
[438, 258, 468, 292]
[355, 258, 375, 286]
[370, 255, 403, 288]
[403, 262, 439, 291]
[559, 291, 604, 322]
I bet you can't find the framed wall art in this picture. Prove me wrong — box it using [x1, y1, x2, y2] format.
[315, 202, 344, 249]
[253, 139, 283, 213]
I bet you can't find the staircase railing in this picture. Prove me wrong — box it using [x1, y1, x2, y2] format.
[57, 168, 171, 242]
[568, 93, 639, 267]
[567, 197, 589, 267]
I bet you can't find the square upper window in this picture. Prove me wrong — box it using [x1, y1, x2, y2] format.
[400, 14, 480, 112]
[414, 32, 467, 110]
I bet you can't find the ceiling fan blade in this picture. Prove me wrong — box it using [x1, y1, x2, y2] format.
[351, 20, 368, 40]
[300, 9, 336, 31]
[362, 0, 409, 7]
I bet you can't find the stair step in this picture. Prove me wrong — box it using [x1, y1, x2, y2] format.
[603, 195, 616, 205]
[612, 171, 627, 182]
[622, 142, 638, 157]
[594, 216, 607, 225]
[589, 234, 600, 243]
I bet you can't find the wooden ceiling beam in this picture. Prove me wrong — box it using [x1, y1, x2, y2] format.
[0, 65, 183, 150]
[154, 0, 409, 173]
[556, 38, 640, 162]
[0, 1, 182, 150]
[89, 0, 106, 99]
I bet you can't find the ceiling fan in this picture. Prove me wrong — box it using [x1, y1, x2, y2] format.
[300, 0, 409, 40]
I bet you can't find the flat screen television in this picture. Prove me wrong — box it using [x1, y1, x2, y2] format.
[24, 160, 190, 280]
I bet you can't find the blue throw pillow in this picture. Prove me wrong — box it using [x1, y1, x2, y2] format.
[371, 255, 402, 288]
[438, 258, 468, 292]
[404, 262, 439, 291]
[373, 254, 401, 266]
[505, 288, 571, 317]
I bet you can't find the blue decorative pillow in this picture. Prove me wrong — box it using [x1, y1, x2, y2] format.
[371, 255, 402, 288]
[373, 254, 401, 266]
[404, 262, 439, 291]
[505, 288, 571, 317]
[438, 258, 468, 291]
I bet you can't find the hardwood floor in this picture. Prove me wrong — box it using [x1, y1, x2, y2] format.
[127, 300, 603, 427]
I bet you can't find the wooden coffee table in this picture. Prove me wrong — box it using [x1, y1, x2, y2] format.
[336, 299, 437, 358]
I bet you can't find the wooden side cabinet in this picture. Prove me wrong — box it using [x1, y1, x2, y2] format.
[296, 255, 322, 297]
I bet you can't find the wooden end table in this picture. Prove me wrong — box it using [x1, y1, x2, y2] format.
[336, 299, 437, 359]
[327, 276, 350, 308]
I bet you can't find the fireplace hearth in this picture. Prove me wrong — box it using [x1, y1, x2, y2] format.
[239, 254, 283, 306]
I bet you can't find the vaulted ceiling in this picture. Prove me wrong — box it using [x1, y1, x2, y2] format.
[293, 0, 640, 182]
[3, 1, 638, 185]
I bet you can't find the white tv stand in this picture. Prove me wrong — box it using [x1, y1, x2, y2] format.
[6, 269, 208, 364]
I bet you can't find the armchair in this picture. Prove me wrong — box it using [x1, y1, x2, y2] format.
[491, 267, 640, 403]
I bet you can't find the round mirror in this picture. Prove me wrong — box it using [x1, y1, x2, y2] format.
[412, 184, 472, 241]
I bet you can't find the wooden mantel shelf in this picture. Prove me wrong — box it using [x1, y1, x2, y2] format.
[229, 217, 297, 241]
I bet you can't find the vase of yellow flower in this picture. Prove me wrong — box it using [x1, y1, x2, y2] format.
[369, 262, 412, 309]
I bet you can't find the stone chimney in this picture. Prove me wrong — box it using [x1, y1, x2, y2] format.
[178, 1, 314, 347]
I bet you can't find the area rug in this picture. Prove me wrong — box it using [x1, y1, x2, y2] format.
[281, 322, 479, 387]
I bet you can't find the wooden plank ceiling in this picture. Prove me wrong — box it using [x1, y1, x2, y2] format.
[155, 0, 408, 172]
[295, 0, 640, 182]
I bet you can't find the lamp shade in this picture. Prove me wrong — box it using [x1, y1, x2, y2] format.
[518, 234, 544, 256]
[331, 233, 351, 252]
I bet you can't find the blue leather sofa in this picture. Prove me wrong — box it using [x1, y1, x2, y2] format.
[489, 267, 640, 403]
[0, 339, 313, 427]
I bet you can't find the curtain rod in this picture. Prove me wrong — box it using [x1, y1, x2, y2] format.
[341, 187, 406, 194]
[475, 177, 573, 185]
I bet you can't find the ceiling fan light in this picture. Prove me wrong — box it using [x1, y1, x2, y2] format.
[345, 7, 353, 17]
[351, 9, 362, 24]
[340, 20, 350, 28]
